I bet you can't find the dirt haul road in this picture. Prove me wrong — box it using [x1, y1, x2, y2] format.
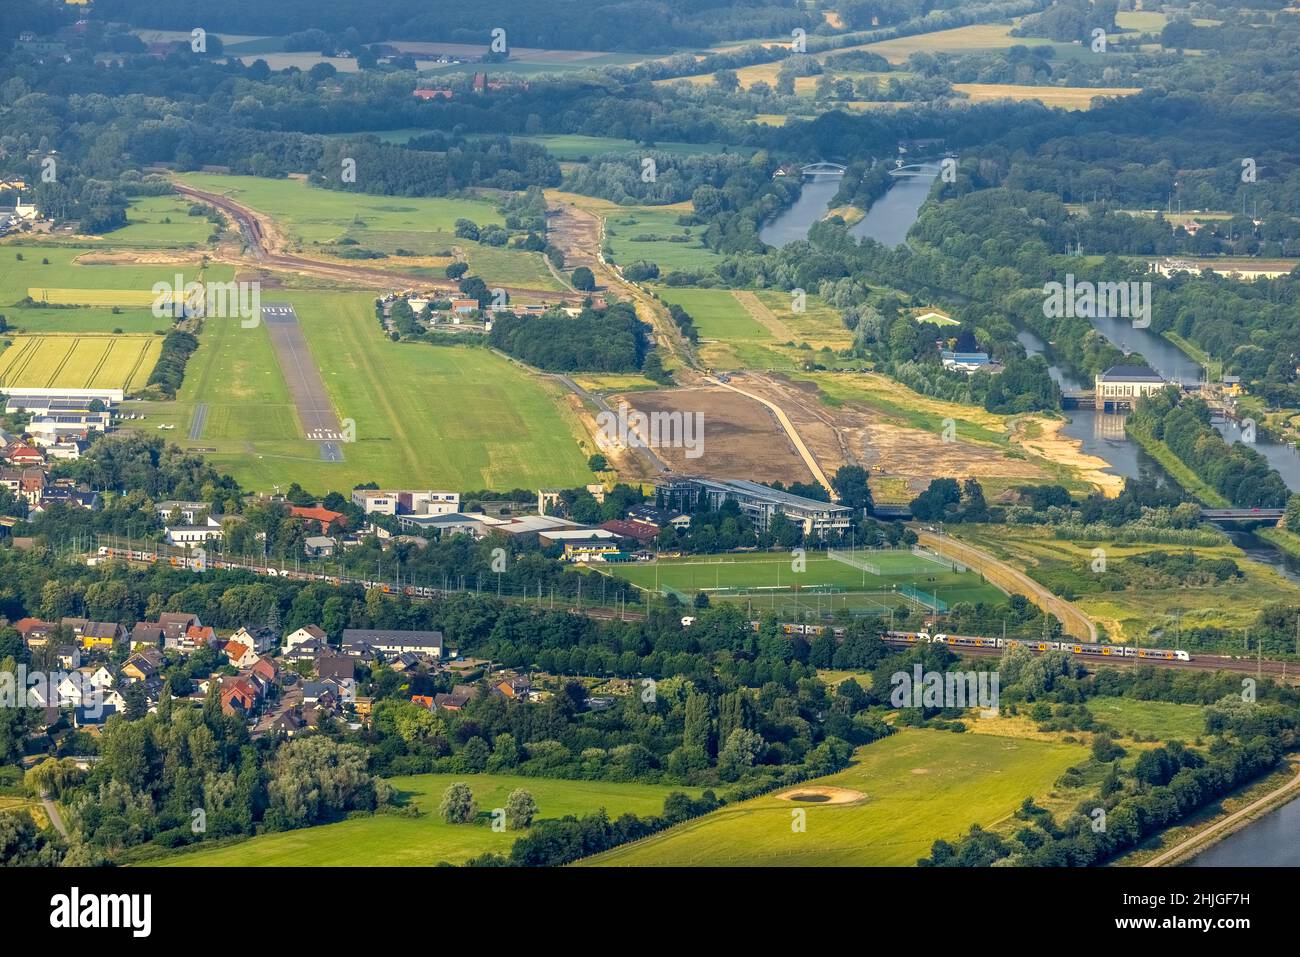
[916, 529, 1097, 642]
[175, 183, 585, 305]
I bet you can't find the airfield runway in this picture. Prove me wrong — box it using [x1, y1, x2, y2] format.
[261, 302, 346, 461]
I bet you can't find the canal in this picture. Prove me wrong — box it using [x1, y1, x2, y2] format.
[759, 168, 938, 249]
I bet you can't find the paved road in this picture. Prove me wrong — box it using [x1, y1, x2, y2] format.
[261, 302, 346, 461]
[41, 797, 68, 838]
[554, 372, 669, 476]
[916, 529, 1098, 642]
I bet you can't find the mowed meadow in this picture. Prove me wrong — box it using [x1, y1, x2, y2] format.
[127, 288, 592, 493]
[584, 729, 1085, 866]
[152, 773, 697, 867]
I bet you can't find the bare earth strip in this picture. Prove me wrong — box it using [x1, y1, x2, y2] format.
[916, 529, 1097, 642]
[731, 290, 795, 341]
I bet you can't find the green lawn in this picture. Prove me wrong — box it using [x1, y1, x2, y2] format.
[152, 773, 697, 867]
[125, 287, 593, 493]
[1086, 696, 1207, 741]
[583, 729, 1085, 866]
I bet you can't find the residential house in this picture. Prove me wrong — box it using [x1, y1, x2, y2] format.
[284, 625, 327, 652]
[316, 655, 356, 683]
[181, 624, 217, 652]
[158, 612, 200, 646]
[283, 637, 328, 664]
[13, 617, 55, 646]
[79, 621, 125, 652]
[130, 622, 164, 650]
[164, 516, 223, 545]
[341, 628, 443, 659]
[229, 625, 277, 654]
[53, 645, 80, 670]
[223, 640, 260, 669]
[73, 704, 117, 730]
[220, 675, 262, 717]
[432, 684, 476, 711]
[121, 650, 162, 684]
[154, 501, 209, 524]
[289, 505, 346, 534]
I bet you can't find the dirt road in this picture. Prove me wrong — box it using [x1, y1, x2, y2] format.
[175, 182, 584, 305]
[916, 529, 1097, 642]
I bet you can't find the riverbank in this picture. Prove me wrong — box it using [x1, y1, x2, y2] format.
[1124, 419, 1230, 507]
[1013, 416, 1124, 497]
[1119, 756, 1300, 867]
[1259, 526, 1300, 560]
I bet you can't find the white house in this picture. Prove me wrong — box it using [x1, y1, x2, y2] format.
[284, 625, 328, 652]
[229, 625, 276, 654]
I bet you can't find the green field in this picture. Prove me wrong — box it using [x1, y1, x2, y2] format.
[597, 550, 1006, 612]
[177, 172, 505, 246]
[1086, 696, 1207, 741]
[0, 242, 233, 335]
[654, 287, 854, 370]
[153, 773, 697, 867]
[584, 729, 1085, 866]
[604, 207, 722, 275]
[950, 525, 1300, 645]
[0, 334, 161, 392]
[127, 288, 593, 493]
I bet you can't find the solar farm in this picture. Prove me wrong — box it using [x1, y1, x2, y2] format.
[597, 547, 1004, 618]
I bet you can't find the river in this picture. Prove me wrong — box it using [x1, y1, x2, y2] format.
[1187, 792, 1300, 866]
[1016, 328, 1300, 492]
[759, 169, 938, 249]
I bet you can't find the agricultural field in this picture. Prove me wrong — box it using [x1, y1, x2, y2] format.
[952, 84, 1141, 110]
[0, 334, 160, 392]
[0, 241, 234, 335]
[584, 729, 1086, 866]
[857, 22, 1097, 65]
[653, 287, 852, 370]
[512, 134, 753, 160]
[948, 525, 1300, 644]
[594, 548, 1006, 615]
[155, 773, 697, 867]
[127, 288, 593, 493]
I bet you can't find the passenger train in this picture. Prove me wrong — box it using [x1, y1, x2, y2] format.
[759, 619, 1190, 662]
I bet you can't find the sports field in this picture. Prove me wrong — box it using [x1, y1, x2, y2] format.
[128, 288, 592, 492]
[583, 729, 1085, 866]
[597, 549, 1005, 611]
[153, 773, 697, 867]
[0, 334, 160, 392]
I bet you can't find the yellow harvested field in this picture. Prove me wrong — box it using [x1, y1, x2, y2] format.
[0, 334, 161, 392]
[26, 287, 159, 307]
[953, 83, 1141, 109]
[856, 23, 1047, 63]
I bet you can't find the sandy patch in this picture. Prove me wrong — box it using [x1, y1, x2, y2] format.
[74, 251, 197, 266]
[1013, 416, 1123, 497]
[776, 786, 867, 805]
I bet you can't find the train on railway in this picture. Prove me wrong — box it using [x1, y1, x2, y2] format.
[95, 546, 1189, 662]
[761, 619, 1190, 661]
